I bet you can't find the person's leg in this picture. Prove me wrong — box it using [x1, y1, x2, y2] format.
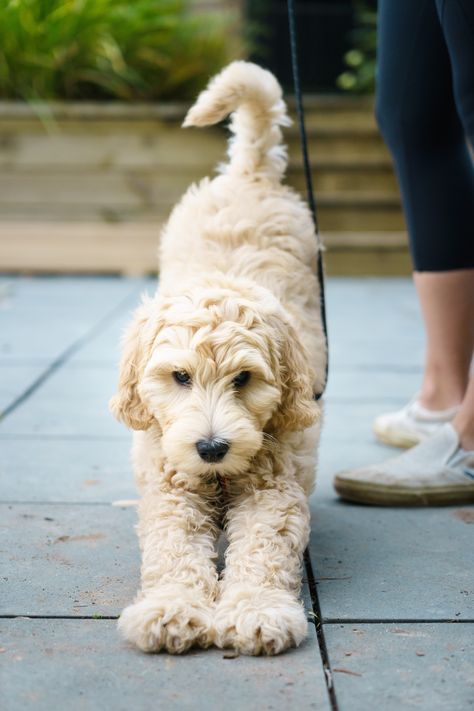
[376, 0, 474, 274]
[435, 0, 474, 139]
[454, 375, 474, 450]
[415, 270, 474, 411]
[415, 0, 474, 413]
[373, 0, 474, 444]
[334, 0, 474, 504]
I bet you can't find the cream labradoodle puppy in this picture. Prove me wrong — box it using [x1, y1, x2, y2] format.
[111, 61, 326, 656]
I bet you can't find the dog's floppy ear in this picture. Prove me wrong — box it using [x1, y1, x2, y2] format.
[109, 298, 158, 431]
[268, 315, 319, 433]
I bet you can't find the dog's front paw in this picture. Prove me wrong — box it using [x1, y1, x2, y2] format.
[214, 585, 308, 656]
[118, 587, 214, 654]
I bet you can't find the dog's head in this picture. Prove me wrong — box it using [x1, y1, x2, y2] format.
[110, 281, 318, 479]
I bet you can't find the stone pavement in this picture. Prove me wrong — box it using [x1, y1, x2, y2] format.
[1, 276, 472, 711]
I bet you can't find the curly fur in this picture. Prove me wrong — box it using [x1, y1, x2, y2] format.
[111, 61, 326, 656]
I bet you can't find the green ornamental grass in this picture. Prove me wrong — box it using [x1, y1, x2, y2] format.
[0, 0, 238, 101]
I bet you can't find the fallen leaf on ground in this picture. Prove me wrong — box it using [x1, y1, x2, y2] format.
[453, 509, 474, 524]
[333, 667, 362, 677]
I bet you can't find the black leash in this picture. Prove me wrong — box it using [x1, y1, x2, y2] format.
[287, 0, 329, 400]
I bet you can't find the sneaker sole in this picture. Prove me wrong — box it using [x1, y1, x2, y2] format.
[373, 424, 421, 449]
[334, 476, 474, 507]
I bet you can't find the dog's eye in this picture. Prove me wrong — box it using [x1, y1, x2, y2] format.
[233, 371, 251, 388]
[173, 370, 191, 386]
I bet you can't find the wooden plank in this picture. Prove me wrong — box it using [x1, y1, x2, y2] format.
[0, 101, 190, 120]
[0, 123, 389, 167]
[0, 205, 405, 229]
[0, 617, 330, 711]
[0, 95, 372, 118]
[0, 123, 225, 169]
[323, 232, 407, 249]
[0, 171, 209, 206]
[324, 623, 474, 710]
[291, 168, 398, 194]
[0, 165, 399, 199]
[0, 180, 400, 208]
[0, 95, 374, 122]
[0, 223, 410, 275]
[0, 224, 160, 275]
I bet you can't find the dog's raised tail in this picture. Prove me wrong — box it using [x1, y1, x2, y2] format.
[183, 61, 291, 181]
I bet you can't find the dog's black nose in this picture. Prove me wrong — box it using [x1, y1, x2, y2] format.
[196, 438, 230, 462]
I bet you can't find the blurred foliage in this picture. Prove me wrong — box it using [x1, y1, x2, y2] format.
[0, 0, 240, 101]
[337, 2, 376, 93]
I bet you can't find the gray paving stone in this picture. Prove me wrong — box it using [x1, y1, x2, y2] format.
[325, 368, 420, 402]
[0, 618, 330, 711]
[0, 364, 47, 413]
[0, 503, 318, 620]
[2, 275, 466, 707]
[315, 398, 406, 500]
[0, 365, 127, 437]
[324, 623, 474, 711]
[329, 339, 424, 369]
[68, 308, 140, 364]
[69, 291, 155, 365]
[0, 275, 144, 310]
[325, 279, 422, 334]
[0, 277, 146, 363]
[310, 503, 474, 621]
[315, 436, 395, 502]
[325, 278, 424, 369]
[0, 504, 139, 616]
[0, 439, 134, 503]
[315, 401, 402, 483]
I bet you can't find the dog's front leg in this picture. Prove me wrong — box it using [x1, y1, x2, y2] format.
[118, 487, 218, 654]
[214, 479, 310, 655]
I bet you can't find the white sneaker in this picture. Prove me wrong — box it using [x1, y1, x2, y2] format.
[334, 423, 474, 506]
[373, 396, 461, 449]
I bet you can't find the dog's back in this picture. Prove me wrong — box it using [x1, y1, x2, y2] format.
[158, 62, 320, 291]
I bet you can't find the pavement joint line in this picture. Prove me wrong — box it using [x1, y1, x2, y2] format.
[0, 434, 130, 441]
[0, 614, 119, 620]
[304, 549, 339, 711]
[0, 501, 132, 506]
[2, 616, 473, 623]
[322, 618, 474, 624]
[0, 281, 145, 422]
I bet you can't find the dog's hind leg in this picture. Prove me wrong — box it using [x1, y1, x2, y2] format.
[214, 478, 310, 655]
[118, 485, 219, 654]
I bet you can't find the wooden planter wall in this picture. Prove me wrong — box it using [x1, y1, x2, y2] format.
[0, 99, 410, 275]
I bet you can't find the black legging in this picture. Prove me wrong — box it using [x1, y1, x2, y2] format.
[376, 0, 474, 271]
